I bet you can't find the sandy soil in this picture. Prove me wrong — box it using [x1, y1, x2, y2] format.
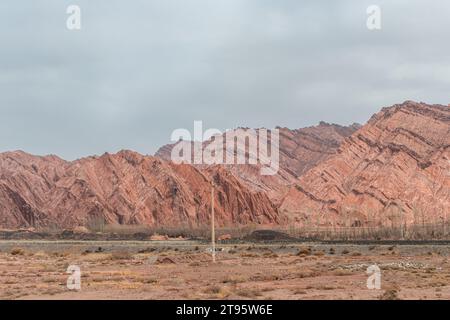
[0, 241, 449, 300]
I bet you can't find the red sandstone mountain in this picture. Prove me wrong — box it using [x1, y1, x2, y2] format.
[0, 101, 448, 230]
[0, 122, 358, 230]
[0, 151, 278, 229]
[155, 123, 360, 178]
[280, 101, 450, 227]
[155, 123, 360, 202]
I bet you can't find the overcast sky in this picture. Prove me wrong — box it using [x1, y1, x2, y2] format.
[0, 0, 449, 159]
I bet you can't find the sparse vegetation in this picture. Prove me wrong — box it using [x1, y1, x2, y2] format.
[10, 248, 25, 256]
[10, 219, 450, 242]
[222, 275, 248, 284]
[297, 247, 312, 255]
[0, 234, 448, 300]
[110, 251, 133, 260]
[379, 289, 400, 300]
[235, 287, 262, 298]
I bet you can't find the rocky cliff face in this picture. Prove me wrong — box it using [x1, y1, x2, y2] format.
[155, 123, 359, 203]
[0, 151, 278, 229]
[155, 123, 360, 177]
[0, 101, 448, 230]
[276, 123, 361, 177]
[280, 101, 450, 227]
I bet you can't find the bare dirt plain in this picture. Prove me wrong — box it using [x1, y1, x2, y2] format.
[0, 241, 449, 300]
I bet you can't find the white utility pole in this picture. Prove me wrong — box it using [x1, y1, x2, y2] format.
[211, 182, 216, 263]
[444, 210, 447, 237]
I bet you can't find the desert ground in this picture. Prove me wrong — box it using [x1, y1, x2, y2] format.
[0, 240, 449, 300]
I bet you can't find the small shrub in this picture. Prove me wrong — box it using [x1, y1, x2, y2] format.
[203, 285, 222, 294]
[314, 250, 325, 257]
[110, 251, 132, 260]
[235, 288, 262, 298]
[10, 248, 25, 256]
[222, 275, 247, 284]
[189, 262, 201, 267]
[379, 289, 400, 300]
[143, 278, 158, 284]
[297, 247, 312, 255]
[293, 289, 307, 295]
[263, 251, 278, 258]
[333, 269, 352, 276]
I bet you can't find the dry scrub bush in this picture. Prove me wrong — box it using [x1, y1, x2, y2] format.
[222, 275, 248, 284]
[379, 289, 400, 300]
[10, 248, 25, 256]
[103, 224, 151, 235]
[110, 251, 133, 260]
[235, 287, 262, 298]
[297, 247, 312, 255]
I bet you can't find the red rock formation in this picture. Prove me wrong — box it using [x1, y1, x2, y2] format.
[1, 101, 447, 230]
[0, 151, 278, 229]
[280, 101, 450, 227]
[155, 123, 359, 203]
[0, 151, 67, 228]
[156, 123, 359, 177]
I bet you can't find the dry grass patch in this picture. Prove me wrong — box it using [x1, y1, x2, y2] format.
[295, 269, 319, 279]
[235, 287, 262, 298]
[293, 289, 307, 295]
[263, 251, 278, 258]
[203, 285, 222, 295]
[333, 269, 353, 276]
[314, 251, 325, 257]
[316, 285, 336, 290]
[110, 251, 133, 260]
[297, 247, 312, 255]
[379, 289, 400, 300]
[222, 275, 248, 284]
[10, 248, 25, 256]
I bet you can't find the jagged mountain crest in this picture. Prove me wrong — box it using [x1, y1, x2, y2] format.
[0, 101, 448, 229]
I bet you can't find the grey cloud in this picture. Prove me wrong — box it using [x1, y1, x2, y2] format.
[0, 0, 449, 159]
